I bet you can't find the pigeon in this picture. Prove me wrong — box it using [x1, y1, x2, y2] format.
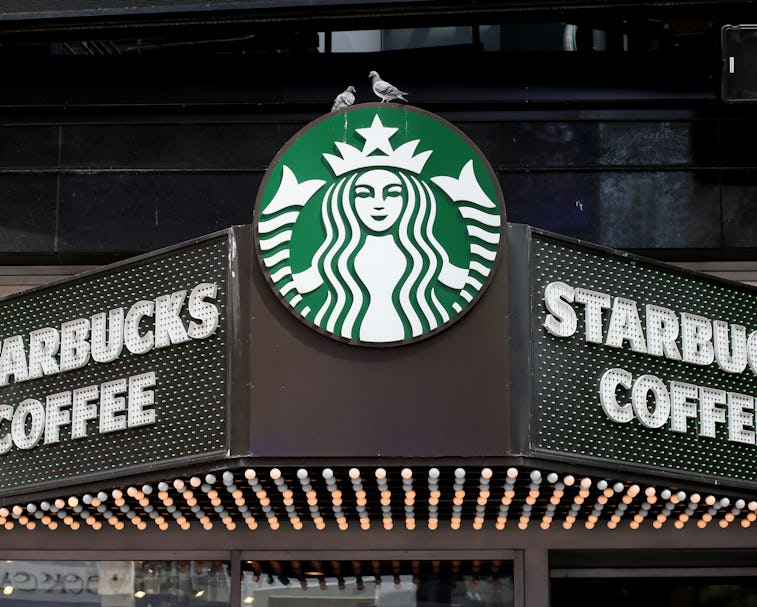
[331, 85, 356, 112]
[369, 70, 408, 103]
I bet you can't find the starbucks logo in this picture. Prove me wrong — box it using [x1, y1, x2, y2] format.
[254, 104, 505, 346]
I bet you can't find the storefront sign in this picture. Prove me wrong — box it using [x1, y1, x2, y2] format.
[254, 104, 505, 346]
[0, 233, 229, 495]
[532, 230, 757, 487]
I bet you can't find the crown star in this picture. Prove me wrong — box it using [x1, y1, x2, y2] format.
[356, 115, 398, 155]
[323, 113, 432, 176]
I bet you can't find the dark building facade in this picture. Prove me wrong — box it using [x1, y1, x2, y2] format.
[1, 3, 757, 607]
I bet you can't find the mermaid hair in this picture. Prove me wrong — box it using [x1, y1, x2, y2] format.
[310, 169, 451, 340]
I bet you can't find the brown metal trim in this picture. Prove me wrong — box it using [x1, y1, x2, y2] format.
[513, 551, 525, 607]
[0, 525, 756, 553]
[227, 224, 253, 457]
[523, 550, 549, 607]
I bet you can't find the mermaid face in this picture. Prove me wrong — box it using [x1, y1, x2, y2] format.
[353, 169, 405, 232]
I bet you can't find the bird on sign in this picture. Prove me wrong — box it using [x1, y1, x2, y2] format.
[331, 85, 356, 112]
[369, 70, 408, 103]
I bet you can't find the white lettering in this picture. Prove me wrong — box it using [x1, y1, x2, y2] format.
[90, 309, 124, 363]
[0, 404, 12, 454]
[44, 391, 71, 444]
[598, 370, 756, 445]
[727, 392, 755, 444]
[0, 281, 218, 388]
[669, 381, 698, 433]
[699, 386, 727, 438]
[606, 298, 647, 353]
[99, 378, 128, 434]
[0, 335, 29, 386]
[11, 399, 45, 450]
[575, 288, 611, 343]
[0, 373, 161, 454]
[187, 283, 220, 339]
[60, 318, 91, 372]
[28, 327, 60, 379]
[71, 385, 99, 440]
[646, 305, 681, 360]
[599, 368, 633, 423]
[128, 372, 156, 427]
[543, 281, 576, 338]
[155, 291, 190, 348]
[713, 320, 747, 373]
[631, 375, 669, 428]
[680, 313, 714, 366]
[124, 301, 155, 355]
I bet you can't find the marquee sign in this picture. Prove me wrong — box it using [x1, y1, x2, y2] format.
[0, 232, 230, 495]
[254, 103, 505, 346]
[531, 229, 757, 488]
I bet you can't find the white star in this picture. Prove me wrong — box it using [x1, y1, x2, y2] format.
[356, 115, 398, 155]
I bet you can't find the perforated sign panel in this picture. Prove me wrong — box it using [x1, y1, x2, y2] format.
[532, 231, 757, 487]
[0, 234, 228, 494]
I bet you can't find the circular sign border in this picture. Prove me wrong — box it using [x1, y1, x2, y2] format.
[253, 102, 507, 348]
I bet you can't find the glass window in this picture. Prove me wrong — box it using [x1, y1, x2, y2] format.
[0, 560, 230, 606]
[241, 560, 514, 607]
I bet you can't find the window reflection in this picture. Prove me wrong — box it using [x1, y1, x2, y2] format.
[0, 559, 513, 607]
[0, 560, 230, 606]
[240, 561, 514, 607]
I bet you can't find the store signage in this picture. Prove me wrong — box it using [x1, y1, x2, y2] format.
[532, 231, 757, 487]
[254, 104, 505, 346]
[0, 234, 229, 495]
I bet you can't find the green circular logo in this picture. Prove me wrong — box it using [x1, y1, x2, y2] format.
[254, 103, 505, 346]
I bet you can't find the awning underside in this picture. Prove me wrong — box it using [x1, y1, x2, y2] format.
[0, 465, 754, 534]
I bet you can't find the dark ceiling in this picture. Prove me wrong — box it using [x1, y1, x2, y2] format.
[0, 0, 752, 46]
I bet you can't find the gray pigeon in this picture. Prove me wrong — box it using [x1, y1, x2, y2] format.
[331, 85, 356, 111]
[369, 70, 408, 103]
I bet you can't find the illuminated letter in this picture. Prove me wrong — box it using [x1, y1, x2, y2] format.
[91, 309, 124, 363]
[128, 372, 156, 428]
[713, 320, 747, 374]
[124, 301, 155, 355]
[0, 335, 29, 386]
[72, 385, 99, 440]
[99, 378, 128, 433]
[699, 386, 726, 438]
[599, 368, 634, 423]
[188, 283, 219, 339]
[747, 330, 757, 376]
[631, 375, 669, 428]
[681, 313, 714, 366]
[645, 305, 681, 360]
[670, 381, 698, 433]
[12, 399, 45, 450]
[543, 281, 576, 338]
[155, 291, 190, 348]
[28, 327, 60, 379]
[605, 298, 647, 353]
[0, 404, 12, 454]
[727, 392, 755, 445]
[575, 287, 611, 343]
[60, 318, 91, 372]
[44, 391, 72, 444]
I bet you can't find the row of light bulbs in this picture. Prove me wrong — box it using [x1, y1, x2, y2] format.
[0, 466, 755, 532]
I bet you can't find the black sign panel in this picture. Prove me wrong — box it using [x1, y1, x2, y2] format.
[532, 229, 757, 489]
[0, 233, 229, 496]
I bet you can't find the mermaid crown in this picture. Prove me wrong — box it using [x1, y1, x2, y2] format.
[323, 114, 432, 176]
